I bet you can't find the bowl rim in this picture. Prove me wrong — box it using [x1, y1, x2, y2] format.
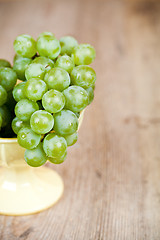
[0, 138, 17, 143]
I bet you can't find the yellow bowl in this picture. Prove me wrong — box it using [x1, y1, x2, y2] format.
[0, 110, 84, 216]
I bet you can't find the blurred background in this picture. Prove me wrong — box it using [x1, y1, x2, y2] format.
[1, 0, 160, 239]
[0, 0, 99, 61]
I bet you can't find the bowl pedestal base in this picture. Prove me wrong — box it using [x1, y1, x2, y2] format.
[0, 165, 64, 216]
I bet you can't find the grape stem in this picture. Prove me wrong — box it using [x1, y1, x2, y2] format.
[32, 53, 39, 59]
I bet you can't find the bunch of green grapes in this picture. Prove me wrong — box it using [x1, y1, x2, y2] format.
[2, 32, 96, 167]
[0, 60, 17, 137]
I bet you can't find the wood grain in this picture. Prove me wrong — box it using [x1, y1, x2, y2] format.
[0, 0, 160, 239]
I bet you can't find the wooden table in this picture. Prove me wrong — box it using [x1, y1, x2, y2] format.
[0, 0, 160, 239]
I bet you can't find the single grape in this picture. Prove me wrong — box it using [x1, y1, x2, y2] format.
[13, 57, 32, 81]
[0, 85, 7, 106]
[55, 55, 74, 73]
[25, 78, 48, 101]
[42, 89, 65, 113]
[60, 36, 78, 56]
[43, 133, 67, 158]
[36, 35, 61, 59]
[48, 150, 67, 164]
[18, 126, 41, 149]
[38, 32, 55, 39]
[72, 44, 96, 65]
[64, 132, 78, 146]
[0, 59, 11, 68]
[63, 86, 88, 112]
[13, 34, 37, 58]
[13, 82, 26, 102]
[0, 105, 11, 127]
[0, 67, 17, 91]
[24, 142, 47, 167]
[71, 65, 96, 88]
[15, 99, 39, 121]
[25, 63, 46, 80]
[44, 67, 70, 91]
[32, 56, 54, 71]
[85, 86, 94, 104]
[54, 109, 78, 136]
[12, 117, 29, 134]
[30, 110, 54, 134]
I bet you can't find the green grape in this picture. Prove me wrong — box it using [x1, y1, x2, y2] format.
[25, 63, 46, 80]
[12, 117, 29, 134]
[0, 67, 17, 91]
[72, 44, 96, 65]
[64, 132, 78, 146]
[48, 151, 67, 164]
[42, 89, 65, 113]
[13, 57, 32, 81]
[71, 65, 96, 88]
[44, 67, 70, 91]
[0, 59, 11, 68]
[24, 78, 48, 101]
[43, 133, 67, 158]
[32, 56, 54, 71]
[55, 55, 74, 73]
[13, 82, 26, 102]
[30, 110, 54, 134]
[15, 99, 39, 121]
[63, 86, 88, 112]
[60, 36, 78, 56]
[54, 109, 78, 136]
[24, 142, 47, 167]
[13, 34, 37, 58]
[0, 85, 7, 106]
[0, 105, 11, 127]
[18, 126, 41, 149]
[0, 113, 2, 129]
[86, 86, 94, 104]
[36, 35, 61, 59]
[38, 32, 55, 39]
